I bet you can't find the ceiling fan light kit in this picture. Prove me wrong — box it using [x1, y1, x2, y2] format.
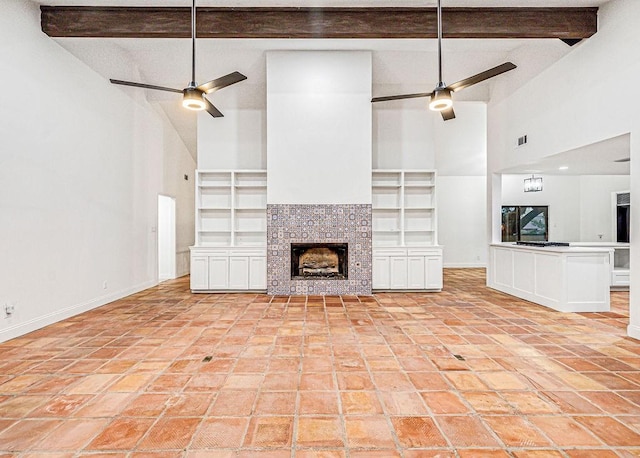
[182, 88, 206, 111]
[109, 0, 246, 118]
[429, 87, 452, 111]
[371, 0, 517, 121]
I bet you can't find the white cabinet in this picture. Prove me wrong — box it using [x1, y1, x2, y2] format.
[371, 169, 442, 292]
[249, 256, 267, 290]
[191, 169, 267, 292]
[190, 256, 209, 290]
[229, 257, 249, 290]
[190, 248, 267, 291]
[407, 256, 426, 289]
[208, 257, 229, 289]
[372, 248, 443, 291]
[390, 257, 408, 289]
[372, 256, 391, 289]
[425, 256, 444, 290]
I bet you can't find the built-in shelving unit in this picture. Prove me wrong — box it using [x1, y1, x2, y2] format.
[372, 170, 437, 247]
[191, 170, 267, 292]
[371, 170, 442, 291]
[196, 170, 267, 247]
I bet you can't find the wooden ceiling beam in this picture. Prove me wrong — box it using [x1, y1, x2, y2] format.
[40, 6, 598, 40]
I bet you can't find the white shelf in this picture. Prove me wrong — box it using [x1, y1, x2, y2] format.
[195, 170, 267, 247]
[372, 169, 437, 247]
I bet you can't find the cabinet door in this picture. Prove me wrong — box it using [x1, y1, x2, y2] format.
[407, 256, 426, 289]
[425, 256, 443, 290]
[249, 256, 267, 290]
[190, 256, 209, 290]
[390, 256, 408, 289]
[372, 256, 390, 289]
[229, 256, 250, 290]
[208, 256, 229, 290]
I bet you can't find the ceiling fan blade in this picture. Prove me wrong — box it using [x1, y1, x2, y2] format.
[109, 79, 183, 93]
[204, 99, 224, 118]
[447, 62, 517, 93]
[372, 92, 433, 103]
[441, 107, 456, 121]
[197, 71, 248, 94]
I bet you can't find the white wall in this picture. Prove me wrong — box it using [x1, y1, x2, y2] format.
[160, 110, 196, 277]
[438, 176, 487, 267]
[373, 109, 435, 169]
[501, 175, 582, 242]
[580, 175, 630, 242]
[486, 0, 640, 338]
[0, 0, 193, 342]
[500, 175, 630, 243]
[197, 109, 266, 170]
[267, 51, 372, 205]
[374, 102, 488, 266]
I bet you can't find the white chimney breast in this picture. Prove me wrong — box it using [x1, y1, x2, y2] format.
[266, 51, 372, 205]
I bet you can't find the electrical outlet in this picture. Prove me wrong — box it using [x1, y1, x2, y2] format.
[5, 304, 15, 315]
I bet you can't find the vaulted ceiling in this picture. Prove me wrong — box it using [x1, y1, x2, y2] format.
[33, 0, 611, 159]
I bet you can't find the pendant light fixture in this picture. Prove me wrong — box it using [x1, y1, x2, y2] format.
[524, 175, 543, 192]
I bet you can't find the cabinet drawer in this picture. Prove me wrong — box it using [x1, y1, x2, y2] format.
[230, 249, 266, 257]
[373, 249, 407, 257]
[407, 249, 441, 256]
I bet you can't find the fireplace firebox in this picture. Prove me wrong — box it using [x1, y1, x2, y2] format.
[291, 243, 348, 280]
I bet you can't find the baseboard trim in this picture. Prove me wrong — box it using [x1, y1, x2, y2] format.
[0, 280, 157, 343]
[628, 324, 640, 341]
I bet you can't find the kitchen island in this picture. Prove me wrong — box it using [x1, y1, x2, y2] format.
[488, 243, 613, 312]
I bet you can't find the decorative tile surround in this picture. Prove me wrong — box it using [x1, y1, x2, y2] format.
[267, 204, 372, 295]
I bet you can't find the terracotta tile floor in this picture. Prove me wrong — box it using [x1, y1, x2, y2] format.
[1, 268, 639, 457]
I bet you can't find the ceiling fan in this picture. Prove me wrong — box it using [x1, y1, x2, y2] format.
[109, 0, 246, 118]
[371, 0, 516, 121]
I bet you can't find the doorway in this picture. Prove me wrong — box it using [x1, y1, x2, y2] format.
[158, 195, 176, 281]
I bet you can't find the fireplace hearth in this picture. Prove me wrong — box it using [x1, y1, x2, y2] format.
[291, 243, 348, 280]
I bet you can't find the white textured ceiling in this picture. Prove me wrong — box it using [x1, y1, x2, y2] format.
[44, 0, 615, 168]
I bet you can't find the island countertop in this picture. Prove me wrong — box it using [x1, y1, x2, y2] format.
[490, 242, 614, 254]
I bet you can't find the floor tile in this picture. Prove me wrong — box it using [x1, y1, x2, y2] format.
[344, 415, 396, 448]
[299, 391, 339, 415]
[529, 416, 602, 446]
[391, 416, 447, 447]
[296, 416, 344, 447]
[244, 416, 293, 447]
[435, 415, 499, 447]
[86, 418, 154, 450]
[0, 270, 636, 456]
[191, 417, 248, 448]
[483, 415, 551, 447]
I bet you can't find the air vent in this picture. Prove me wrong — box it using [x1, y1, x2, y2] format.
[516, 135, 528, 147]
[617, 192, 630, 206]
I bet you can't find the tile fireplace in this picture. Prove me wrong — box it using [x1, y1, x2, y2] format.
[267, 204, 372, 295]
